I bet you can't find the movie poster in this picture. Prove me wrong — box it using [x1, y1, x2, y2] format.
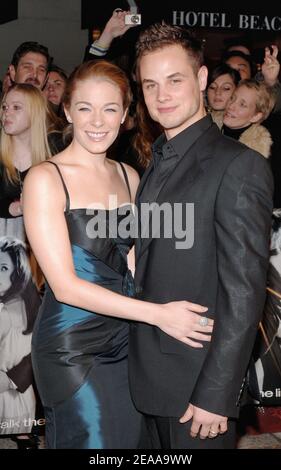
[0, 215, 43, 435]
[252, 209, 281, 406]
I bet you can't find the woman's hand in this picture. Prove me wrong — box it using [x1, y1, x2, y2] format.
[156, 301, 213, 348]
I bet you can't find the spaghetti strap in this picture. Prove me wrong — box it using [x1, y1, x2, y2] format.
[45, 160, 70, 212]
[119, 162, 132, 202]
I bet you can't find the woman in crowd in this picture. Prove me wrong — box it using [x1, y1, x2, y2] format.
[43, 64, 68, 122]
[206, 63, 240, 128]
[23, 60, 213, 449]
[222, 79, 273, 159]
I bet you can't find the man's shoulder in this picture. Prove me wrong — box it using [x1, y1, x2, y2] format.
[209, 127, 268, 167]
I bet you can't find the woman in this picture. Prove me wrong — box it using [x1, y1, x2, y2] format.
[206, 63, 240, 128]
[43, 64, 67, 110]
[222, 79, 273, 158]
[0, 83, 51, 222]
[23, 60, 213, 449]
[0, 83, 50, 448]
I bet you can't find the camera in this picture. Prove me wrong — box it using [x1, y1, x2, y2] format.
[125, 13, 141, 25]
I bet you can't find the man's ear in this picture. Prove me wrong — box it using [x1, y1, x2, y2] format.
[8, 65, 16, 82]
[198, 65, 208, 93]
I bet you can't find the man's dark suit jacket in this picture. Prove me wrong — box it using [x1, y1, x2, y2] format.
[129, 116, 273, 419]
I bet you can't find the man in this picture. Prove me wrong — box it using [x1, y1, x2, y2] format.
[8, 41, 52, 90]
[129, 23, 273, 449]
[7, 42, 65, 155]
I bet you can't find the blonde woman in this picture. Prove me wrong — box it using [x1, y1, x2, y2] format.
[223, 79, 274, 158]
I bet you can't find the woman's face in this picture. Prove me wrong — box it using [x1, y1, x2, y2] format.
[223, 85, 261, 129]
[66, 78, 126, 156]
[207, 74, 237, 111]
[1, 89, 31, 136]
[0, 252, 13, 296]
[43, 71, 66, 106]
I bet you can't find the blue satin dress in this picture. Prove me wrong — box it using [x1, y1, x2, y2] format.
[31, 161, 142, 449]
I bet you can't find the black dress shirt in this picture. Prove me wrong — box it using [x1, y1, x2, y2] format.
[140, 115, 213, 205]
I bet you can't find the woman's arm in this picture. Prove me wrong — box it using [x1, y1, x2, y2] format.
[23, 164, 212, 347]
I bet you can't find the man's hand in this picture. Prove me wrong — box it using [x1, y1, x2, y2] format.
[179, 403, 228, 439]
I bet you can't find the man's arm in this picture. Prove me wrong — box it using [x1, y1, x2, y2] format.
[190, 149, 273, 417]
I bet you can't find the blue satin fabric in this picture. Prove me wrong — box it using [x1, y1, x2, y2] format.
[32, 210, 141, 449]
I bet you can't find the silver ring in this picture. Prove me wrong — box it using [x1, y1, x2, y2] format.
[209, 430, 217, 437]
[199, 316, 208, 327]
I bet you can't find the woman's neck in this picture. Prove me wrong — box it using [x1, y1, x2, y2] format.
[65, 140, 108, 169]
[222, 123, 252, 141]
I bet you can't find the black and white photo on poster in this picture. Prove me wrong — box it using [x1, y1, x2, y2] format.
[0, 219, 42, 435]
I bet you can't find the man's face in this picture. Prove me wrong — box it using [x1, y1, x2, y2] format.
[225, 56, 251, 80]
[140, 44, 207, 140]
[9, 52, 48, 89]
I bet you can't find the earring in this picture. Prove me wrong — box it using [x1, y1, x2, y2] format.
[67, 117, 72, 123]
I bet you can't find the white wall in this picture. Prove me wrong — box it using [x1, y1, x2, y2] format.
[0, 0, 88, 78]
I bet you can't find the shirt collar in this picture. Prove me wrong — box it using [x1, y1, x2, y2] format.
[152, 115, 213, 165]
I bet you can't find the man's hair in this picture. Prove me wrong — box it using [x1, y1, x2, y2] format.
[135, 22, 204, 80]
[11, 41, 52, 70]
